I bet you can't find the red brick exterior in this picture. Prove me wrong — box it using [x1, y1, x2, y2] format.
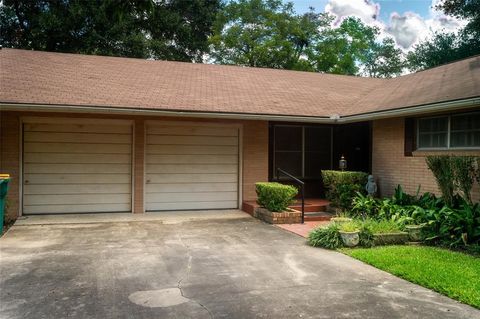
[372, 117, 480, 202]
[0, 111, 268, 220]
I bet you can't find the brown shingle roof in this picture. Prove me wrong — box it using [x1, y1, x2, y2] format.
[1, 48, 479, 117]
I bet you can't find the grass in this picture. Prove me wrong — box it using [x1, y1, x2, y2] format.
[342, 245, 480, 309]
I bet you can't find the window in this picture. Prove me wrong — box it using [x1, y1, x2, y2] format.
[417, 112, 480, 149]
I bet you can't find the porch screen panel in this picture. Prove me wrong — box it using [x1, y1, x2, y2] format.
[273, 126, 302, 177]
[305, 127, 331, 177]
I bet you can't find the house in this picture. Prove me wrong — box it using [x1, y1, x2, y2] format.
[0, 48, 479, 221]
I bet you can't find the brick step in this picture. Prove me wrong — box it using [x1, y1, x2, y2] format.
[242, 199, 331, 216]
[304, 211, 333, 222]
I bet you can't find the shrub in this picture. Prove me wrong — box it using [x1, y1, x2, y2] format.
[426, 156, 455, 207]
[322, 170, 368, 210]
[451, 156, 476, 204]
[255, 182, 297, 212]
[350, 192, 380, 218]
[308, 223, 342, 249]
[339, 221, 360, 232]
[362, 219, 402, 234]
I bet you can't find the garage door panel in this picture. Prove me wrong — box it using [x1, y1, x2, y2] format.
[146, 145, 238, 155]
[24, 153, 131, 164]
[146, 164, 237, 174]
[148, 126, 238, 136]
[24, 163, 131, 174]
[24, 174, 131, 184]
[146, 123, 239, 211]
[147, 155, 237, 165]
[24, 184, 131, 195]
[146, 192, 237, 203]
[24, 142, 131, 154]
[148, 135, 237, 146]
[23, 119, 133, 214]
[24, 203, 131, 215]
[146, 183, 237, 193]
[24, 194, 130, 206]
[24, 123, 132, 134]
[148, 173, 237, 184]
[24, 132, 131, 144]
[146, 201, 238, 211]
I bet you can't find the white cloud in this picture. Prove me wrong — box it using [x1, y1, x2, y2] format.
[324, 0, 466, 50]
[387, 12, 426, 49]
[325, 0, 379, 24]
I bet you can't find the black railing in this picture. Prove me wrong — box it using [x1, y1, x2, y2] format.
[276, 167, 305, 224]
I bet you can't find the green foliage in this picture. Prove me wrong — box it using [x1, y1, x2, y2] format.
[339, 221, 359, 233]
[307, 223, 342, 249]
[350, 192, 380, 218]
[426, 155, 479, 205]
[362, 219, 402, 234]
[426, 156, 456, 206]
[451, 156, 476, 204]
[255, 182, 297, 212]
[343, 246, 480, 308]
[322, 170, 368, 210]
[210, 1, 403, 77]
[0, 0, 221, 62]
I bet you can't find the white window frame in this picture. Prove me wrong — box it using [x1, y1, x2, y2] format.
[416, 111, 480, 150]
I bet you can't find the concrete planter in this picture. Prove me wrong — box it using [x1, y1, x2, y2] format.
[254, 207, 302, 224]
[339, 231, 360, 247]
[405, 225, 424, 242]
[373, 232, 409, 246]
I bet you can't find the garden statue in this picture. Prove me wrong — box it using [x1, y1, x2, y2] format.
[365, 175, 377, 197]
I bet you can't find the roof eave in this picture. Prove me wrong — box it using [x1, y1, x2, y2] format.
[1, 96, 479, 124]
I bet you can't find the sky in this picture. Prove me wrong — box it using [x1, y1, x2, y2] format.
[291, 0, 465, 50]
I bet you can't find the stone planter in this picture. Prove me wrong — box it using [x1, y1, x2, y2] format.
[331, 217, 352, 225]
[373, 232, 409, 246]
[339, 231, 360, 247]
[405, 225, 424, 242]
[254, 207, 302, 224]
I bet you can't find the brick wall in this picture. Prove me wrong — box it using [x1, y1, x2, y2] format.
[0, 111, 20, 222]
[0, 110, 268, 219]
[242, 121, 269, 200]
[372, 117, 480, 202]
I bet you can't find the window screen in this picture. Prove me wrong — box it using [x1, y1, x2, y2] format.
[417, 117, 448, 149]
[450, 113, 480, 148]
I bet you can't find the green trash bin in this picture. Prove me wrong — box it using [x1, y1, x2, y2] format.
[0, 174, 11, 235]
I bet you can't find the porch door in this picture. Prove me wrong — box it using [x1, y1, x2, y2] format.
[272, 125, 332, 197]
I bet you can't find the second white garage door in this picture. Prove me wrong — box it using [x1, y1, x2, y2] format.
[145, 122, 240, 211]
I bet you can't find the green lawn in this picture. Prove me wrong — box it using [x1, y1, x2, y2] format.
[342, 245, 480, 309]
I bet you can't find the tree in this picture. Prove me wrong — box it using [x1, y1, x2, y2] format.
[407, 0, 480, 71]
[363, 38, 405, 78]
[436, 0, 480, 36]
[0, 0, 221, 61]
[210, 2, 404, 77]
[209, 0, 330, 70]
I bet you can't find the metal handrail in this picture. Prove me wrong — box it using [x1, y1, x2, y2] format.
[276, 167, 305, 224]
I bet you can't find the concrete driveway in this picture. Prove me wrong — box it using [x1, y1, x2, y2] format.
[1, 212, 479, 319]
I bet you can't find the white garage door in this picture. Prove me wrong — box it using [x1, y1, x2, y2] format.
[146, 122, 240, 211]
[22, 118, 133, 214]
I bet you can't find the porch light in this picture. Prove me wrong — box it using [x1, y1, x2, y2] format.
[339, 155, 347, 171]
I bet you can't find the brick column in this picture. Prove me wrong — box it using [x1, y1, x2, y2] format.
[133, 119, 145, 213]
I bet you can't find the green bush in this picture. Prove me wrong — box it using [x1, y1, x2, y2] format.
[308, 223, 342, 249]
[322, 170, 368, 210]
[362, 219, 402, 234]
[255, 182, 297, 212]
[426, 155, 479, 206]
